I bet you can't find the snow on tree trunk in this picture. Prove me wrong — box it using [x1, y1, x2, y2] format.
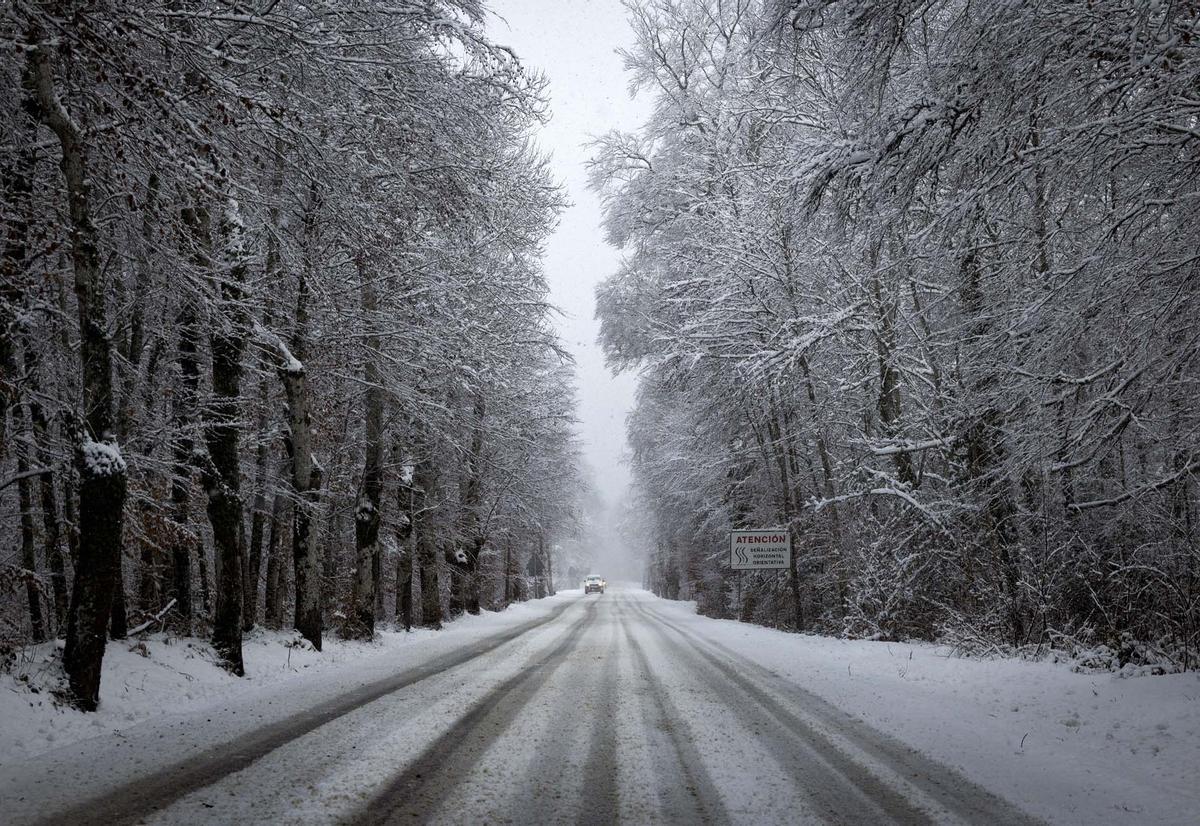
[30, 32, 127, 711]
[395, 458, 416, 632]
[244, 386, 271, 634]
[280, 187, 324, 650]
[198, 197, 248, 676]
[346, 253, 384, 639]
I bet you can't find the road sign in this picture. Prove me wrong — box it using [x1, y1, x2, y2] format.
[729, 530, 791, 570]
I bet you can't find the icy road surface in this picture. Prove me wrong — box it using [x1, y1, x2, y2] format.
[3, 587, 1194, 824]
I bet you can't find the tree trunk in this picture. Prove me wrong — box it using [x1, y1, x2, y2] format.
[243, 374, 272, 633]
[292, 467, 323, 650]
[256, 182, 324, 650]
[254, 141, 285, 633]
[277, 186, 324, 650]
[119, 178, 165, 616]
[459, 392, 486, 615]
[503, 542, 512, 606]
[165, 290, 201, 634]
[413, 459, 441, 629]
[31, 35, 128, 711]
[446, 542, 466, 619]
[321, 492, 340, 614]
[763, 389, 804, 631]
[872, 257, 915, 488]
[395, 461, 415, 631]
[196, 199, 248, 675]
[347, 255, 384, 638]
[262, 480, 288, 630]
[31, 389, 69, 631]
[396, 540, 414, 631]
[20, 334, 64, 633]
[543, 533, 554, 598]
[16, 404, 46, 642]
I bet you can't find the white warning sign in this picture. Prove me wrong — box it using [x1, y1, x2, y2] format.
[729, 530, 791, 570]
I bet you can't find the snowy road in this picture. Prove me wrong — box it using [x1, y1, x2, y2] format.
[1, 587, 1047, 825]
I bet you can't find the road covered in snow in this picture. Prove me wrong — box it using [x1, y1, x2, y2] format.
[2, 587, 1196, 824]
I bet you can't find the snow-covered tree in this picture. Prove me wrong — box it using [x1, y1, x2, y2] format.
[594, 0, 1199, 669]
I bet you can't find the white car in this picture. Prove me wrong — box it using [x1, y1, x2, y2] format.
[584, 575, 605, 594]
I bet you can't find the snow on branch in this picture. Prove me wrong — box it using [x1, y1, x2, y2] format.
[1010, 360, 1123, 386]
[810, 487, 949, 531]
[1070, 458, 1200, 511]
[864, 439, 947, 457]
[0, 466, 55, 492]
[253, 321, 303, 375]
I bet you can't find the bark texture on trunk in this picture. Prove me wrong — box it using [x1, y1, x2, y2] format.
[16, 404, 46, 642]
[244, 419, 269, 633]
[413, 458, 441, 629]
[280, 200, 323, 649]
[257, 184, 323, 649]
[252, 143, 285, 633]
[872, 261, 915, 488]
[394, 459, 415, 631]
[117, 172, 158, 640]
[346, 258, 383, 639]
[166, 289, 201, 634]
[30, 383, 69, 630]
[458, 392, 486, 615]
[30, 35, 127, 711]
[199, 200, 248, 675]
[262, 481, 288, 630]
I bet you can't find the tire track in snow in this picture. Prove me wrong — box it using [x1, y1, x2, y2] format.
[355, 599, 598, 824]
[633, 599, 1044, 825]
[571, 597, 620, 825]
[627, 599, 910, 823]
[34, 599, 578, 826]
[506, 594, 621, 826]
[617, 594, 730, 825]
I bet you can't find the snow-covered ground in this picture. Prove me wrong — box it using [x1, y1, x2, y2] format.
[649, 596, 1200, 825]
[1, 588, 1196, 824]
[0, 593, 577, 763]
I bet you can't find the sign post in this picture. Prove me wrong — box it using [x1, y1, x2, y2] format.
[729, 529, 791, 571]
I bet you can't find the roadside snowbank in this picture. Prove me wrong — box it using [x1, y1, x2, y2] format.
[0, 593, 578, 763]
[652, 597, 1200, 825]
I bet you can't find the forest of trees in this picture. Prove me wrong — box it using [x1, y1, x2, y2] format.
[595, 0, 1199, 671]
[0, 0, 587, 710]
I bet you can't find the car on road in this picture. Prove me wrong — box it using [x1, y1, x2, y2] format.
[584, 575, 606, 594]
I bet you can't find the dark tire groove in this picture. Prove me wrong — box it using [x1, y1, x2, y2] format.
[629, 600, 925, 824]
[634, 601, 1044, 826]
[618, 596, 730, 825]
[357, 601, 598, 825]
[572, 600, 621, 826]
[36, 599, 577, 826]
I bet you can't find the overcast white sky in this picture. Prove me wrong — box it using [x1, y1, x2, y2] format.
[486, 1, 650, 510]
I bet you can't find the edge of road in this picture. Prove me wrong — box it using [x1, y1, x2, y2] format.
[26, 597, 582, 826]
